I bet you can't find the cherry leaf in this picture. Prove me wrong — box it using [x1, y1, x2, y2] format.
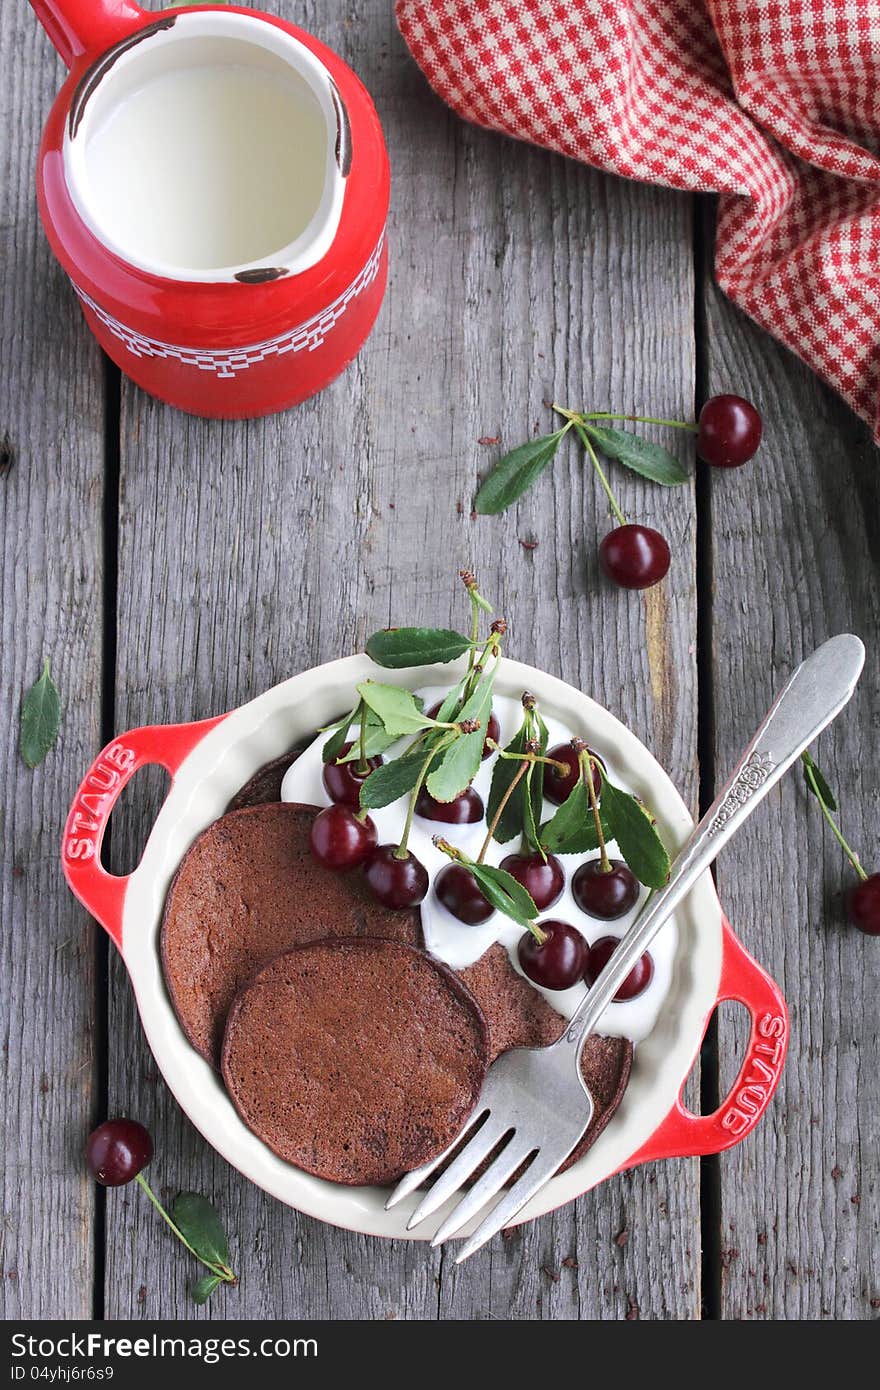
[600, 781, 670, 889]
[365, 628, 472, 668]
[356, 682, 429, 737]
[20, 659, 61, 769]
[583, 424, 688, 485]
[473, 431, 565, 514]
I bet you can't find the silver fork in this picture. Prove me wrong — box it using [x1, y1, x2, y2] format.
[387, 634, 865, 1261]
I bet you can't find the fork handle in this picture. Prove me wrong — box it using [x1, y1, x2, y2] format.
[563, 633, 865, 1055]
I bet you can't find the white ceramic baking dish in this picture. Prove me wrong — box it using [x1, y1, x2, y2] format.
[62, 655, 788, 1237]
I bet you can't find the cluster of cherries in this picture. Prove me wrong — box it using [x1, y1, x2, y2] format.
[309, 722, 654, 998]
[500, 741, 651, 996]
[598, 394, 763, 590]
[309, 706, 500, 910]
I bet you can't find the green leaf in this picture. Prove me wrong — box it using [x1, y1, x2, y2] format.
[477, 864, 539, 921]
[433, 675, 470, 724]
[802, 751, 837, 811]
[583, 424, 688, 485]
[365, 627, 473, 668]
[540, 781, 611, 854]
[486, 727, 530, 844]
[336, 710, 399, 761]
[356, 682, 429, 737]
[170, 1193, 231, 1272]
[20, 659, 61, 768]
[359, 750, 427, 810]
[425, 673, 494, 802]
[601, 781, 670, 889]
[473, 431, 565, 514]
[523, 763, 542, 854]
[321, 703, 360, 764]
[465, 862, 536, 929]
[192, 1274, 223, 1304]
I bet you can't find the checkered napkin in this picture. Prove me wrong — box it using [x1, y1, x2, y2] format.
[396, 0, 880, 438]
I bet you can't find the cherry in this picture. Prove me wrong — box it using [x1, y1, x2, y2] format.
[322, 742, 383, 808]
[600, 524, 670, 590]
[364, 845, 429, 909]
[415, 785, 484, 824]
[428, 701, 500, 759]
[309, 803, 377, 870]
[847, 872, 880, 936]
[697, 394, 762, 468]
[86, 1119, 153, 1186]
[500, 851, 565, 911]
[584, 936, 654, 1000]
[517, 920, 588, 991]
[572, 858, 639, 919]
[435, 862, 494, 925]
[544, 743, 603, 806]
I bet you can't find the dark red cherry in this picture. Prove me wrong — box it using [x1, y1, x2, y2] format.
[435, 862, 494, 924]
[584, 936, 654, 1000]
[86, 1119, 153, 1186]
[517, 920, 588, 990]
[322, 742, 383, 807]
[429, 701, 500, 759]
[697, 394, 762, 467]
[847, 872, 880, 936]
[599, 524, 670, 590]
[309, 803, 377, 870]
[416, 785, 485, 824]
[544, 743, 604, 806]
[500, 852, 565, 911]
[364, 845, 429, 909]
[572, 858, 639, 919]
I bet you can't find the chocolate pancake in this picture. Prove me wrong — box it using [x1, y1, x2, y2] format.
[459, 943, 564, 1061]
[161, 803, 420, 1065]
[459, 944, 633, 1172]
[226, 746, 305, 812]
[222, 939, 489, 1186]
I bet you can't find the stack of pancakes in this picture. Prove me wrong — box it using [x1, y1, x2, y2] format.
[160, 752, 633, 1188]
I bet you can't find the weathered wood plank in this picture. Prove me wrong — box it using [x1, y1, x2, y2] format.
[0, 7, 105, 1319]
[434, 130, 700, 1320]
[104, 1, 699, 1319]
[704, 257, 880, 1319]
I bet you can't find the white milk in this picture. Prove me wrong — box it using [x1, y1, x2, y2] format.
[82, 63, 328, 270]
[282, 686, 679, 1044]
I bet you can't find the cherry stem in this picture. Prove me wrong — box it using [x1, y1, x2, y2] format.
[478, 758, 530, 863]
[356, 701, 369, 776]
[581, 748, 610, 871]
[574, 424, 628, 527]
[490, 744, 568, 773]
[396, 743, 445, 859]
[582, 411, 698, 433]
[470, 633, 502, 694]
[135, 1174, 234, 1282]
[466, 590, 481, 676]
[801, 753, 867, 881]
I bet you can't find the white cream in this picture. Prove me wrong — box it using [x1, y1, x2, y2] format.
[281, 685, 677, 1043]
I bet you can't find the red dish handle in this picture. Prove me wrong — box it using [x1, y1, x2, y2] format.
[61, 715, 224, 949]
[30, 0, 146, 68]
[629, 919, 788, 1164]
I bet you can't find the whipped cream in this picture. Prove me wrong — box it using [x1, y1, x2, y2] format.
[281, 686, 676, 1043]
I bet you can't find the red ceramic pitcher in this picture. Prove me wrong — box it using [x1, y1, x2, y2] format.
[29, 2, 390, 418]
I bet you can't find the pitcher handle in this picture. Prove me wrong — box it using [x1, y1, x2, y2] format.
[30, 0, 146, 68]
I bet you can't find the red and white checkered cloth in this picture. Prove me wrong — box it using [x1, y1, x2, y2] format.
[396, 0, 880, 438]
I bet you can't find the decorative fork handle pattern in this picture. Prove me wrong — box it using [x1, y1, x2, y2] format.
[564, 634, 865, 1054]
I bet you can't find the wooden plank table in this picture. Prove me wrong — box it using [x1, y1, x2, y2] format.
[1, 1, 877, 1321]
